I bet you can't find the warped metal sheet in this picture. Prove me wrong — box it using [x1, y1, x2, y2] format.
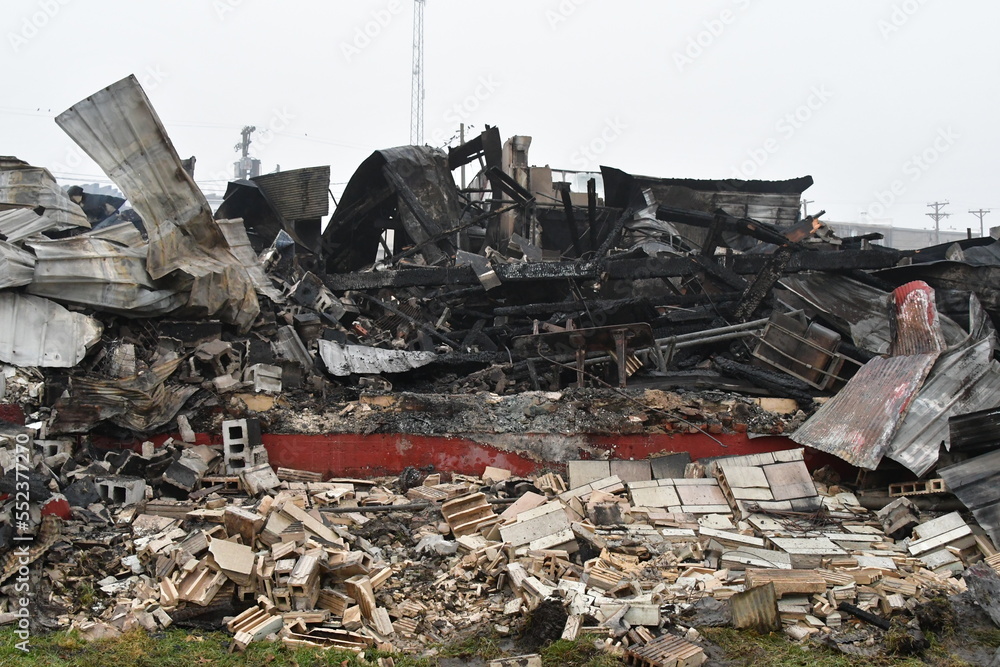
[318, 341, 437, 376]
[54, 74, 258, 331]
[0, 208, 75, 244]
[216, 218, 283, 302]
[26, 236, 185, 316]
[0, 292, 101, 368]
[0, 240, 35, 288]
[792, 281, 945, 469]
[252, 166, 330, 221]
[55, 356, 197, 433]
[0, 157, 89, 229]
[887, 336, 1000, 475]
[939, 449, 1000, 549]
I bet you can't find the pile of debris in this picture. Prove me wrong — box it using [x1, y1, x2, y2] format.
[4, 413, 999, 662]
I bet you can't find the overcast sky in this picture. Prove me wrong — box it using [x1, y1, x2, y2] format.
[3, 0, 997, 234]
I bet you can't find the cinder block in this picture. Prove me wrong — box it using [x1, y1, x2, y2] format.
[243, 364, 282, 394]
[223, 418, 263, 473]
[96, 476, 147, 506]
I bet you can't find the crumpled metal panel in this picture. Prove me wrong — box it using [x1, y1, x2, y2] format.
[0, 208, 75, 244]
[886, 336, 1000, 475]
[54, 74, 258, 331]
[26, 235, 185, 316]
[216, 218, 283, 302]
[780, 273, 968, 353]
[252, 166, 330, 221]
[0, 240, 35, 289]
[318, 340, 437, 376]
[0, 157, 89, 229]
[791, 281, 945, 470]
[939, 448, 1000, 549]
[0, 292, 101, 368]
[54, 355, 197, 433]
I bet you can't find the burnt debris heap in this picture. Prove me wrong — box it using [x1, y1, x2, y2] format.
[4, 74, 1000, 660]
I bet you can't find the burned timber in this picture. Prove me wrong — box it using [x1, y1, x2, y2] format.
[3, 74, 1000, 663]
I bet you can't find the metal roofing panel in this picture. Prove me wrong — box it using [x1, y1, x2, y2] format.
[939, 449, 1000, 548]
[791, 282, 944, 469]
[0, 292, 101, 368]
[0, 240, 35, 289]
[318, 341, 437, 376]
[252, 166, 330, 221]
[0, 158, 89, 229]
[55, 74, 259, 331]
[886, 337, 1000, 476]
[26, 235, 185, 316]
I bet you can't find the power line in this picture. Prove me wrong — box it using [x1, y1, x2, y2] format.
[926, 201, 950, 245]
[969, 208, 991, 238]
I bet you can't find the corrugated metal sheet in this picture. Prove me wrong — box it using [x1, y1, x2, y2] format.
[0, 208, 74, 243]
[950, 407, 1000, 452]
[0, 240, 35, 289]
[56, 356, 198, 433]
[0, 292, 101, 367]
[0, 157, 89, 229]
[939, 448, 1000, 549]
[26, 235, 185, 316]
[54, 74, 259, 332]
[318, 341, 437, 376]
[791, 282, 944, 470]
[730, 582, 780, 632]
[252, 166, 330, 221]
[780, 273, 969, 353]
[886, 337, 1000, 475]
[216, 218, 283, 303]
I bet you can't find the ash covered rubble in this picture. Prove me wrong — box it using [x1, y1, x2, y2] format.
[3, 73, 1000, 660]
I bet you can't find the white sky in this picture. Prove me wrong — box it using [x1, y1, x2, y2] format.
[3, 0, 997, 234]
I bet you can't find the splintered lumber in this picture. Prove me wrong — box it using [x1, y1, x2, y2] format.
[276, 467, 324, 483]
[441, 493, 500, 537]
[623, 633, 706, 667]
[745, 569, 827, 597]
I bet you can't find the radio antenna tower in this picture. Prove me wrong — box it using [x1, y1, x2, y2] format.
[409, 0, 425, 145]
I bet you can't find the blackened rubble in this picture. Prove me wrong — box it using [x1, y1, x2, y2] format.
[5, 74, 1000, 660]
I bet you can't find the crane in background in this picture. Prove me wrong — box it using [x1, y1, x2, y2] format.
[410, 0, 425, 145]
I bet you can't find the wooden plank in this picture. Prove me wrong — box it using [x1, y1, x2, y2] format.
[745, 569, 827, 597]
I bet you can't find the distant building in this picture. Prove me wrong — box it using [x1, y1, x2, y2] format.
[826, 220, 973, 250]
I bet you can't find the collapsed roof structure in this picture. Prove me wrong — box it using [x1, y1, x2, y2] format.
[2, 73, 1000, 588]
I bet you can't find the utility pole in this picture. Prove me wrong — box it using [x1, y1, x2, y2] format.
[801, 199, 814, 217]
[409, 0, 425, 145]
[926, 201, 950, 245]
[969, 208, 991, 238]
[233, 125, 260, 180]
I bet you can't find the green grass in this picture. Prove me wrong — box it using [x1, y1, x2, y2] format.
[700, 627, 969, 667]
[539, 636, 622, 666]
[434, 630, 503, 660]
[0, 627, 431, 667]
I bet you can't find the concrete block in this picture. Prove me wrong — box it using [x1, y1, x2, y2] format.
[567, 460, 610, 489]
[96, 476, 147, 506]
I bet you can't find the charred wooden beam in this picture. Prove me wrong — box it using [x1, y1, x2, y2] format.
[733, 248, 791, 321]
[557, 183, 585, 258]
